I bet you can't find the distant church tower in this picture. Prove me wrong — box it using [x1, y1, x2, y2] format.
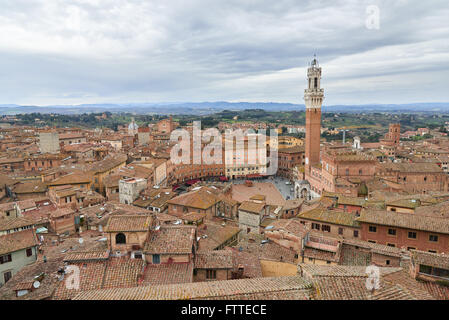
[304, 56, 324, 173]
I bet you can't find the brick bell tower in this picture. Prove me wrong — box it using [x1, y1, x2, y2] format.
[304, 55, 324, 174]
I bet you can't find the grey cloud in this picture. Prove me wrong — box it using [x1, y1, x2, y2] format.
[0, 0, 448, 105]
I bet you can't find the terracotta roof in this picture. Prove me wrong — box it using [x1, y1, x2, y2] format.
[195, 250, 233, 269]
[231, 182, 285, 206]
[197, 222, 241, 251]
[181, 211, 206, 222]
[380, 162, 444, 173]
[299, 264, 402, 278]
[342, 238, 404, 257]
[304, 247, 339, 262]
[267, 219, 309, 237]
[411, 250, 449, 270]
[0, 228, 38, 255]
[59, 133, 84, 140]
[357, 209, 449, 234]
[142, 262, 194, 285]
[239, 201, 265, 214]
[12, 181, 47, 194]
[72, 276, 312, 300]
[167, 187, 219, 210]
[0, 173, 17, 187]
[103, 174, 120, 188]
[51, 208, 75, 218]
[337, 196, 366, 207]
[48, 172, 92, 186]
[88, 154, 128, 174]
[63, 250, 110, 263]
[144, 225, 195, 254]
[0, 202, 15, 212]
[105, 215, 152, 232]
[53, 257, 145, 300]
[0, 258, 64, 300]
[0, 216, 34, 231]
[298, 208, 360, 228]
[225, 247, 263, 278]
[278, 145, 305, 153]
[16, 199, 37, 210]
[415, 201, 449, 218]
[283, 199, 304, 210]
[387, 199, 421, 209]
[259, 241, 297, 264]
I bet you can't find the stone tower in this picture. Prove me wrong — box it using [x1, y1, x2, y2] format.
[387, 123, 401, 146]
[39, 130, 60, 154]
[304, 56, 324, 173]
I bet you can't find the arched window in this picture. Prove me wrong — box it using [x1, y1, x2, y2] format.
[115, 233, 126, 244]
[314, 77, 318, 88]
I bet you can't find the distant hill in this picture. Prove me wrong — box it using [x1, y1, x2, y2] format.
[1, 102, 449, 115]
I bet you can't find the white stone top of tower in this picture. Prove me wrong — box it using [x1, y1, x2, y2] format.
[304, 56, 324, 109]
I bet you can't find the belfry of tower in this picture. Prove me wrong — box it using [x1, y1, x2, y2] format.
[304, 56, 324, 174]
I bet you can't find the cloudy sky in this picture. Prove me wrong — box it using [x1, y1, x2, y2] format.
[0, 0, 448, 106]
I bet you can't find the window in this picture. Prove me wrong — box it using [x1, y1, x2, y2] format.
[386, 260, 390, 266]
[0, 254, 12, 264]
[312, 223, 320, 231]
[338, 228, 344, 235]
[322, 225, 331, 232]
[115, 233, 126, 244]
[407, 247, 416, 251]
[152, 254, 160, 264]
[369, 226, 377, 233]
[3, 271, 12, 284]
[26, 248, 33, 257]
[387, 243, 396, 247]
[206, 269, 217, 279]
[429, 235, 438, 242]
[388, 228, 396, 236]
[408, 231, 417, 239]
[353, 230, 359, 238]
[368, 240, 376, 244]
[419, 264, 449, 279]
[428, 250, 437, 254]
[134, 252, 143, 259]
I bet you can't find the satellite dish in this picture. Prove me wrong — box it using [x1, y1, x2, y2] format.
[33, 281, 40, 289]
[78, 238, 84, 244]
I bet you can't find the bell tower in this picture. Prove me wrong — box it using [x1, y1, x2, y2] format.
[304, 56, 324, 173]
